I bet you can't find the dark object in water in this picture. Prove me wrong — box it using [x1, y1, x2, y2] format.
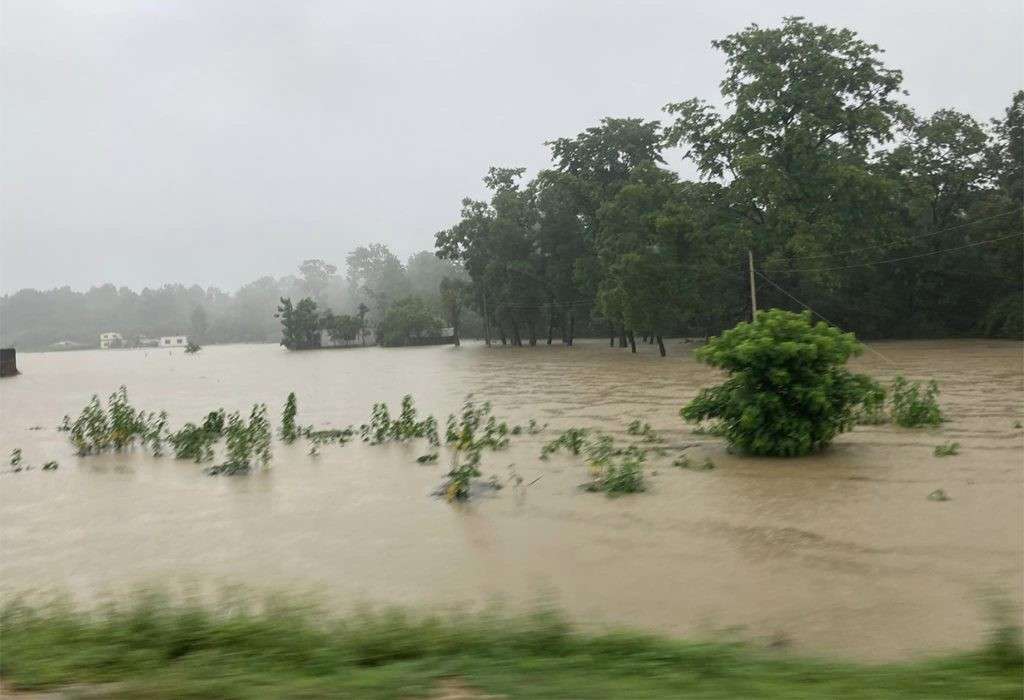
[1, 348, 18, 377]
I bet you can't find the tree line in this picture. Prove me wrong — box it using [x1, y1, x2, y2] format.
[0, 246, 470, 351]
[434, 17, 1023, 355]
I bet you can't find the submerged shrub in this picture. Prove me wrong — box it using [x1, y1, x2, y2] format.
[891, 376, 943, 428]
[206, 404, 271, 476]
[168, 410, 226, 462]
[280, 392, 300, 443]
[626, 419, 662, 443]
[681, 310, 882, 457]
[361, 402, 392, 444]
[545, 427, 647, 496]
[540, 428, 590, 459]
[64, 387, 167, 456]
[855, 383, 888, 425]
[431, 396, 518, 500]
[587, 445, 646, 495]
[360, 396, 440, 446]
[933, 441, 960, 457]
[674, 454, 715, 471]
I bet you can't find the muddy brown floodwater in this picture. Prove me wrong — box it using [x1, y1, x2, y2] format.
[1, 339, 1021, 661]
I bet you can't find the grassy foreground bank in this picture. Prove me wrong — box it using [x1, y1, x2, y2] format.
[1, 592, 1021, 699]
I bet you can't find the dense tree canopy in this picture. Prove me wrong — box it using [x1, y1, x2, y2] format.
[436, 17, 1022, 351]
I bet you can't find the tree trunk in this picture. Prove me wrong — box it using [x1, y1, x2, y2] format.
[656, 335, 666, 357]
[568, 312, 575, 347]
[510, 316, 522, 347]
[453, 319, 460, 347]
[529, 318, 537, 346]
[618, 327, 627, 348]
[547, 315, 554, 345]
[609, 323, 615, 346]
[628, 331, 637, 353]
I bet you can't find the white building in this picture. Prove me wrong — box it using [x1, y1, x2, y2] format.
[99, 332, 124, 349]
[160, 335, 188, 348]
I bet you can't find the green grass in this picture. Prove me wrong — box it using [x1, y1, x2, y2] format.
[1, 591, 1020, 699]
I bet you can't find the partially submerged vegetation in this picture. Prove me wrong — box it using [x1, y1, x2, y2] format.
[60, 386, 167, 457]
[934, 441, 961, 457]
[674, 454, 715, 471]
[6, 448, 59, 474]
[1, 591, 1019, 699]
[892, 376, 945, 428]
[681, 311, 951, 456]
[168, 410, 226, 462]
[204, 405, 272, 476]
[54, 387, 541, 499]
[48, 373, 949, 497]
[542, 426, 651, 495]
[682, 310, 883, 457]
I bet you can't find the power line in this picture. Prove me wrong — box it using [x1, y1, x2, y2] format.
[761, 208, 1022, 266]
[767, 232, 1023, 274]
[754, 269, 899, 368]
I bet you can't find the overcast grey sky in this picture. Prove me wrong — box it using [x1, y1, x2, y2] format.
[1, 0, 1021, 293]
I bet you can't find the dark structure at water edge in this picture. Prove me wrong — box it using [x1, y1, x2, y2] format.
[1, 348, 19, 377]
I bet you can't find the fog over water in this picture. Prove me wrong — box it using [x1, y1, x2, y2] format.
[2, 0, 1021, 292]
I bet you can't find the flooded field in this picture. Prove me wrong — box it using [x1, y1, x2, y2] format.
[1, 339, 1021, 661]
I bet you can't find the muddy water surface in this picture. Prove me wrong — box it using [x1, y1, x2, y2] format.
[1, 339, 1021, 660]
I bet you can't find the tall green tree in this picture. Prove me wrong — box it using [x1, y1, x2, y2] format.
[276, 297, 322, 350]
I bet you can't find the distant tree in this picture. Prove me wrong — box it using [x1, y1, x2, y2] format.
[378, 297, 441, 347]
[346, 245, 410, 319]
[320, 311, 362, 344]
[298, 259, 338, 300]
[275, 297, 322, 350]
[189, 304, 209, 342]
[594, 163, 694, 355]
[439, 277, 469, 347]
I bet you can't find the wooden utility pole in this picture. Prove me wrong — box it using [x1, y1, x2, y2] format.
[482, 290, 491, 346]
[747, 250, 758, 321]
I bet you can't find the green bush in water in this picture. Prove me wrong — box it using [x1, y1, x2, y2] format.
[62, 387, 167, 456]
[280, 392, 299, 443]
[540, 428, 589, 459]
[168, 410, 226, 462]
[681, 310, 882, 457]
[891, 375, 943, 428]
[206, 405, 271, 476]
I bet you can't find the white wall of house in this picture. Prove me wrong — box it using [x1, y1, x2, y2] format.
[99, 332, 123, 349]
[160, 335, 188, 347]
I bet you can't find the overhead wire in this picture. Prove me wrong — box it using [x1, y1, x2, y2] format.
[761, 208, 1022, 266]
[753, 269, 900, 368]
[763, 232, 1022, 274]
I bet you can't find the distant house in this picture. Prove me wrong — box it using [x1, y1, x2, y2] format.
[99, 332, 124, 349]
[138, 337, 160, 347]
[160, 335, 188, 347]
